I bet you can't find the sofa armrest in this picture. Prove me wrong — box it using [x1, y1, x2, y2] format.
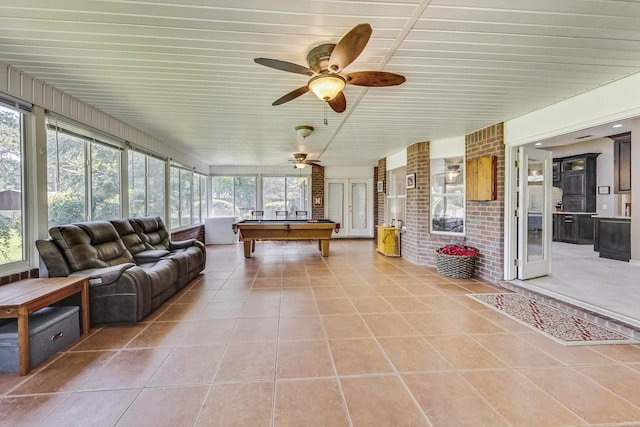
[70, 263, 137, 287]
[133, 249, 170, 264]
[169, 239, 197, 250]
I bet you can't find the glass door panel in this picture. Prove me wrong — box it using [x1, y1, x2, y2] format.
[518, 146, 552, 279]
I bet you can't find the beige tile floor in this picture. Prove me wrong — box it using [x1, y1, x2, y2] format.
[1, 240, 640, 426]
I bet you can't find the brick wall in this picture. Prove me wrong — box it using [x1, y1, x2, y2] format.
[311, 165, 324, 219]
[172, 224, 205, 243]
[0, 268, 40, 286]
[465, 123, 505, 281]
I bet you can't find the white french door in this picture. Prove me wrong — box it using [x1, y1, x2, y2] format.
[326, 179, 372, 237]
[517, 146, 552, 279]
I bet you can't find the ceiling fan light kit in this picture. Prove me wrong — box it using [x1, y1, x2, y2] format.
[254, 23, 405, 113]
[289, 152, 321, 169]
[308, 74, 346, 101]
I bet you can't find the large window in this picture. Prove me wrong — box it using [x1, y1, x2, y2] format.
[430, 157, 465, 234]
[180, 169, 192, 226]
[91, 143, 121, 220]
[263, 176, 308, 219]
[170, 166, 207, 228]
[386, 166, 406, 226]
[193, 173, 208, 224]
[263, 176, 286, 218]
[47, 123, 122, 227]
[47, 130, 86, 226]
[128, 150, 166, 219]
[0, 105, 25, 266]
[211, 176, 257, 218]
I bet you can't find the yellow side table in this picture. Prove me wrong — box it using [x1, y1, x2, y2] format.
[377, 226, 401, 257]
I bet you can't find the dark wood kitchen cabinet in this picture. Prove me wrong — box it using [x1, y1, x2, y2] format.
[593, 216, 631, 261]
[560, 153, 599, 213]
[552, 213, 594, 244]
[552, 159, 561, 187]
[611, 132, 631, 194]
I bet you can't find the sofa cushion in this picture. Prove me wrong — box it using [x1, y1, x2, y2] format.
[111, 219, 147, 255]
[35, 239, 71, 277]
[49, 222, 134, 272]
[131, 217, 170, 250]
[137, 259, 178, 299]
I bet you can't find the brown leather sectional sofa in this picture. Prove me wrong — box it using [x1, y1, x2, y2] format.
[36, 217, 206, 325]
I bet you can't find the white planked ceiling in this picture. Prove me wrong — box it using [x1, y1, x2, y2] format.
[1, 0, 640, 167]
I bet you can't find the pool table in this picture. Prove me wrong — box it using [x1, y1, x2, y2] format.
[232, 219, 339, 258]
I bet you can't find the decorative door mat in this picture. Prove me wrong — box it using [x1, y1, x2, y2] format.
[468, 293, 638, 346]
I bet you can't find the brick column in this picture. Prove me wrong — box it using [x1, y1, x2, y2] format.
[377, 158, 386, 226]
[465, 123, 505, 281]
[311, 165, 324, 220]
[402, 141, 431, 264]
[373, 166, 379, 236]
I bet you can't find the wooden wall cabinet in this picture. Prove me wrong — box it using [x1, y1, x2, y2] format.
[466, 155, 497, 201]
[611, 132, 631, 194]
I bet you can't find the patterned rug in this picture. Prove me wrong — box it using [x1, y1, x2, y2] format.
[468, 293, 637, 346]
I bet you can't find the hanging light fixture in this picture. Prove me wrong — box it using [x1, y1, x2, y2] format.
[295, 125, 314, 139]
[308, 74, 346, 101]
[294, 162, 307, 169]
[445, 164, 460, 184]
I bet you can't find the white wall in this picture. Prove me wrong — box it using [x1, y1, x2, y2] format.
[324, 166, 373, 179]
[386, 149, 407, 170]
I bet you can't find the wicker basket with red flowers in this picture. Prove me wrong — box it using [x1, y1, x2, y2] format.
[435, 244, 478, 279]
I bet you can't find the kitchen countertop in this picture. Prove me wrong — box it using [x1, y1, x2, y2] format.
[552, 212, 596, 215]
[591, 215, 631, 220]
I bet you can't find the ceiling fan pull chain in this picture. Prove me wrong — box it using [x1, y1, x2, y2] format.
[324, 103, 328, 126]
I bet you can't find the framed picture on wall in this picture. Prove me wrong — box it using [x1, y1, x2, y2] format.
[377, 180, 384, 192]
[406, 173, 416, 189]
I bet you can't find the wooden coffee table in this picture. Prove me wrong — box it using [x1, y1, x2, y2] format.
[0, 277, 90, 375]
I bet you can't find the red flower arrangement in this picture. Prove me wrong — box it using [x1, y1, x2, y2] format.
[436, 244, 478, 257]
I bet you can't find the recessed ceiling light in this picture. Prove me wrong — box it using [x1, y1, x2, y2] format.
[535, 142, 542, 146]
[612, 124, 623, 128]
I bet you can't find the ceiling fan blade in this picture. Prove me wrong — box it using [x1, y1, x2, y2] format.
[344, 71, 406, 87]
[328, 91, 347, 113]
[272, 86, 310, 106]
[254, 58, 315, 76]
[306, 159, 321, 163]
[328, 23, 372, 73]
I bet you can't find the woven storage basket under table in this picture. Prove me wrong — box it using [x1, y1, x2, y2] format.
[435, 253, 476, 279]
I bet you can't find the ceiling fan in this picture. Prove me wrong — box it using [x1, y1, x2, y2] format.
[289, 153, 321, 169]
[254, 23, 406, 113]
